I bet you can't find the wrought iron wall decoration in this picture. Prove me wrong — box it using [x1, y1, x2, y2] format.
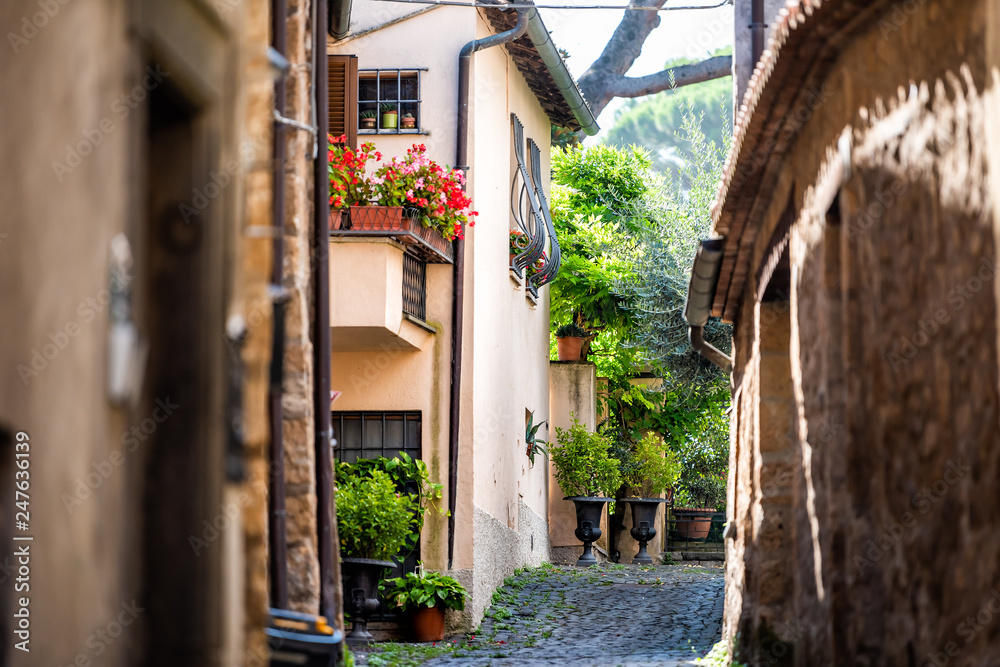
[509, 113, 561, 297]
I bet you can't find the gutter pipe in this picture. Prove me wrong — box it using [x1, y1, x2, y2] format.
[328, 0, 353, 41]
[523, 10, 600, 136]
[314, 0, 341, 629]
[684, 238, 733, 373]
[268, 0, 290, 611]
[448, 7, 530, 571]
[750, 0, 766, 68]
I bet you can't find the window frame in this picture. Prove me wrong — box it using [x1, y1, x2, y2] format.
[357, 68, 428, 136]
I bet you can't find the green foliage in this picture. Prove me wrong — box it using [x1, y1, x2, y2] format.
[555, 322, 589, 338]
[380, 102, 398, 114]
[629, 97, 733, 388]
[381, 566, 467, 612]
[550, 416, 622, 497]
[336, 469, 418, 560]
[622, 432, 681, 498]
[360, 110, 377, 120]
[603, 49, 733, 179]
[525, 410, 548, 466]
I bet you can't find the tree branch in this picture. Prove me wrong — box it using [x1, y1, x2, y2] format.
[608, 55, 732, 99]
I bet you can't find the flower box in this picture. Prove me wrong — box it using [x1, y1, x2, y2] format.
[333, 206, 453, 264]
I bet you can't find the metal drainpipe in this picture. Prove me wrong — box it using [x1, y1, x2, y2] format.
[313, 0, 340, 628]
[269, 0, 290, 611]
[448, 8, 530, 570]
[684, 238, 733, 373]
[750, 0, 766, 68]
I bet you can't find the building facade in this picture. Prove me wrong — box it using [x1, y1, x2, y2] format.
[0, 0, 276, 664]
[690, 0, 1000, 664]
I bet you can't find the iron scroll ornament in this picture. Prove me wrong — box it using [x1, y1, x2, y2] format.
[509, 113, 561, 295]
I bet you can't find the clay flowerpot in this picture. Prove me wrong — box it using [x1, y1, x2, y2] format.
[349, 205, 405, 232]
[622, 498, 667, 564]
[341, 558, 394, 644]
[557, 336, 585, 361]
[672, 508, 716, 540]
[410, 606, 446, 642]
[360, 117, 376, 130]
[329, 209, 345, 230]
[401, 116, 416, 130]
[566, 496, 612, 566]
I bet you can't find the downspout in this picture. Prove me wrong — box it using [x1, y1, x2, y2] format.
[448, 8, 529, 570]
[314, 0, 341, 628]
[684, 238, 733, 373]
[269, 0, 290, 611]
[328, 0, 353, 41]
[750, 0, 766, 68]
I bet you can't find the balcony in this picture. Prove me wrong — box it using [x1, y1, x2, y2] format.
[329, 209, 449, 352]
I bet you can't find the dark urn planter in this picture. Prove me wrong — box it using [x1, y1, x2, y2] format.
[566, 496, 612, 566]
[341, 557, 394, 644]
[622, 498, 667, 565]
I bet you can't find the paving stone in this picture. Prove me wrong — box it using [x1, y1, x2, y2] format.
[354, 563, 724, 666]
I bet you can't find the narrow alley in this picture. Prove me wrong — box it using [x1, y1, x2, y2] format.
[355, 563, 725, 667]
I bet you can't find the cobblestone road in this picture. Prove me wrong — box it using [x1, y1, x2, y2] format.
[355, 563, 725, 667]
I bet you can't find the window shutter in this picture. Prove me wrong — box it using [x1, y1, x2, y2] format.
[328, 54, 358, 149]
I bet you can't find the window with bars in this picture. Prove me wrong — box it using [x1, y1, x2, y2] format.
[332, 412, 421, 464]
[358, 69, 425, 134]
[402, 252, 427, 321]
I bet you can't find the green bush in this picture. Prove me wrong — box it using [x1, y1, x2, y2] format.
[381, 566, 467, 612]
[336, 469, 417, 560]
[555, 322, 589, 338]
[550, 416, 621, 497]
[622, 432, 681, 498]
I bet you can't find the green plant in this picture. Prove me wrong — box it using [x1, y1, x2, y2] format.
[622, 432, 681, 497]
[403, 112, 414, 119]
[525, 410, 547, 466]
[381, 565, 467, 612]
[677, 474, 726, 510]
[380, 102, 398, 114]
[360, 110, 377, 120]
[555, 322, 589, 338]
[336, 469, 417, 560]
[328, 134, 381, 209]
[549, 415, 621, 497]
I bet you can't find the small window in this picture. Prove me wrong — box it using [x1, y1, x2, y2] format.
[332, 411, 421, 464]
[358, 69, 425, 134]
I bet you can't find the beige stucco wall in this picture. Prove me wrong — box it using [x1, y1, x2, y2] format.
[0, 0, 273, 664]
[327, 3, 557, 628]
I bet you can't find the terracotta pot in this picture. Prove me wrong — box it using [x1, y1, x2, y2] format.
[410, 606, 446, 642]
[672, 508, 716, 540]
[556, 336, 585, 361]
[360, 117, 376, 130]
[349, 205, 405, 231]
[401, 117, 416, 129]
[329, 209, 344, 230]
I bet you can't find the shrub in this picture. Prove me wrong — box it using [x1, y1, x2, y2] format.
[550, 416, 621, 497]
[381, 567, 467, 612]
[622, 432, 681, 498]
[336, 469, 418, 560]
[555, 322, 589, 338]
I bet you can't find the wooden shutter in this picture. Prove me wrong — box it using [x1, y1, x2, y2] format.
[328, 54, 358, 149]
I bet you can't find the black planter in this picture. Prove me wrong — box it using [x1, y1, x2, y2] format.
[566, 496, 612, 567]
[623, 498, 667, 565]
[341, 557, 394, 644]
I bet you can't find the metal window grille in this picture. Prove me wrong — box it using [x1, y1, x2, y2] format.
[358, 68, 426, 135]
[332, 411, 422, 621]
[402, 252, 427, 321]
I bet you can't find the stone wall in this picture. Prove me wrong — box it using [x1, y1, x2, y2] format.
[724, 0, 1000, 664]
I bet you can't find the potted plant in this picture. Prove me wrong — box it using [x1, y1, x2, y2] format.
[380, 103, 398, 129]
[550, 416, 622, 566]
[555, 322, 589, 361]
[672, 476, 725, 540]
[360, 109, 377, 130]
[328, 134, 381, 231]
[401, 112, 416, 130]
[525, 409, 547, 466]
[336, 468, 417, 643]
[620, 432, 680, 564]
[381, 565, 467, 642]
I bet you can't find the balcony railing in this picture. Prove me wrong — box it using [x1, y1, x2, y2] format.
[330, 206, 453, 264]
